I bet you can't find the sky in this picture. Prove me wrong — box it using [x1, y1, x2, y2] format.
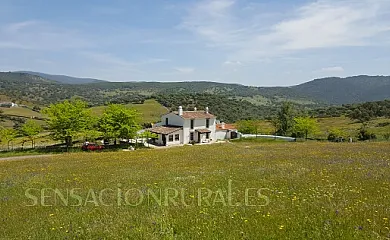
[1, 0, 390, 86]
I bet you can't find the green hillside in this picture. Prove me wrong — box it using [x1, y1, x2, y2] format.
[91, 99, 168, 123]
[3, 72, 390, 107]
[0, 107, 43, 118]
[293, 75, 390, 104]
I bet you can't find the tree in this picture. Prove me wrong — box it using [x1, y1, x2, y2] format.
[293, 117, 320, 140]
[348, 108, 373, 123]
[141, 131, 158, 147]
[0, 128, 17, 150]
[32, 106, 41, 112]
[270, 117, 280, 135]
[82, 129, 102, 143]
[384, 133, 390, 141]
[99, 104, 141, 144]
[327, 128, 347, 142]
[21, 120, 42, 148]
[237, 120, 260, 135]
[43, 100, 93, 148]
[357, 124, 376, 141]
[275, 102, 296, 136]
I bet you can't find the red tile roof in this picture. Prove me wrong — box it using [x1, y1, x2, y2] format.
[195, 129, 211, 133]
[173, 111, 216, 119]
[216, 123, 237, 131]
[149, 126, 182, 135]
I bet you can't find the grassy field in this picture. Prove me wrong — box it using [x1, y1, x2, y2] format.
[0, 141, 389, 239]
[90, 99, 168, 123]
[0, 107, 43, 118]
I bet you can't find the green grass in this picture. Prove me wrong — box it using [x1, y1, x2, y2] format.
[90, 99, 168, 123]
[0, 107, 43, 118]
[0, 142, 389, 239]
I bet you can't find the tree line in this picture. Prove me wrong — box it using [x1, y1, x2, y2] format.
[237, 102, 390, 141]
[237, 102, 320, 140]
[310, 100, 390, 121]
[0, 99, 151, 150]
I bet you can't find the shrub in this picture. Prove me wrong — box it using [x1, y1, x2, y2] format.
[357, 127, 376, 141]
[327, 128, 346, 142]
[384, 133, 390, 141]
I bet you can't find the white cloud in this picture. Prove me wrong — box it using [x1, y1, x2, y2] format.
[80, 52, 135, 68]
[0, 21, 92, 51]
[4, 20, 40, 33]
[174, 67, 195, 73]
[318, 66, 345, 73]
[223, 60, 243, 65]
[181, 0, 390, 61]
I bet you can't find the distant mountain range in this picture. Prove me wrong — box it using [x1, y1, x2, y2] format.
[16, 71, 107, 84]
[1, 71, 390, 106]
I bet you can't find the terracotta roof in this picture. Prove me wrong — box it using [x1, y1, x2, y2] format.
[173, 111, 216, 119]
[216, 123, 237, 131]
[195, 129, 211, 133]
[149, 126, 182, 135]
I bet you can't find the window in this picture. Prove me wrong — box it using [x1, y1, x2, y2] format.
[190, 132, 194, 141]
[190, 119, 194, 129]
[165, 118, 168, 126]
[206, 132, 210, 139]
[206, 118, 210, 128]
[175, 134, 180, 141]
[169, 135, 173, 142]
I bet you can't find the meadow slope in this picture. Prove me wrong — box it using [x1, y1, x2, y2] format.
[0, 142, 389, 239]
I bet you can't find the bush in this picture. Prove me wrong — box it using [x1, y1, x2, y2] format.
[357, 127, 376, 141]
[384, 133, 390, 141]
[327, 128, 346, 142]
[327, 132, 338, 142]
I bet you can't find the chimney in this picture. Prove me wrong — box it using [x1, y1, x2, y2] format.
[205, 106, 209, 114]
[178, 106, 183, 116]
[194, 107, 197, 111]
[221, 122, 225, 129]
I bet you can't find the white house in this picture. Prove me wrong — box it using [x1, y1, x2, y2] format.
[149, 106, 217, 146]
[216, 123, 239, 140]
[0, 102, 18, 108]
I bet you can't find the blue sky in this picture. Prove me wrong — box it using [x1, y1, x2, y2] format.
[1, 0, 390, 86]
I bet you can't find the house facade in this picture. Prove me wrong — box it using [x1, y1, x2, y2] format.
[149, 106, 216, 146]
[216, 123, 239, 140]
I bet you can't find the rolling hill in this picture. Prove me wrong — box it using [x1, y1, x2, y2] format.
[15, 71, 107, 84]
[1, 72, 390, 107]
[292, 75, 390, 104]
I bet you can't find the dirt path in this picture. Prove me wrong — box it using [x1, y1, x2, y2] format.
[0, 155, 54, 162]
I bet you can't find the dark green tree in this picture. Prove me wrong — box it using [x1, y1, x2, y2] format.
[275, 102, 296, 136]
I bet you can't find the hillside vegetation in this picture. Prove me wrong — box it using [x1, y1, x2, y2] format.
[2, 72, 390, 107]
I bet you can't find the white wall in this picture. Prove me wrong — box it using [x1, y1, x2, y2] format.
[161, 113, 184, 127]
[159, 112, 217, 145]
[216, 130, 228, 140]
[182, 118, 216, 144]
[166, 130, 183, 146]
[154, 130, 183, 146]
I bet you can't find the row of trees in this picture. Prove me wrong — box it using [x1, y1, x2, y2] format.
[310, 100, 390, 121]
[43, 100, 142, 148]
[238, 102, 390, 141]
[237, 102, 320, 140]
[0, 120, 42, 150]
[0, 99, 147, 150]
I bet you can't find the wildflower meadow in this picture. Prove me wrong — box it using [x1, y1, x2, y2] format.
[0, 141, 389, 239]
